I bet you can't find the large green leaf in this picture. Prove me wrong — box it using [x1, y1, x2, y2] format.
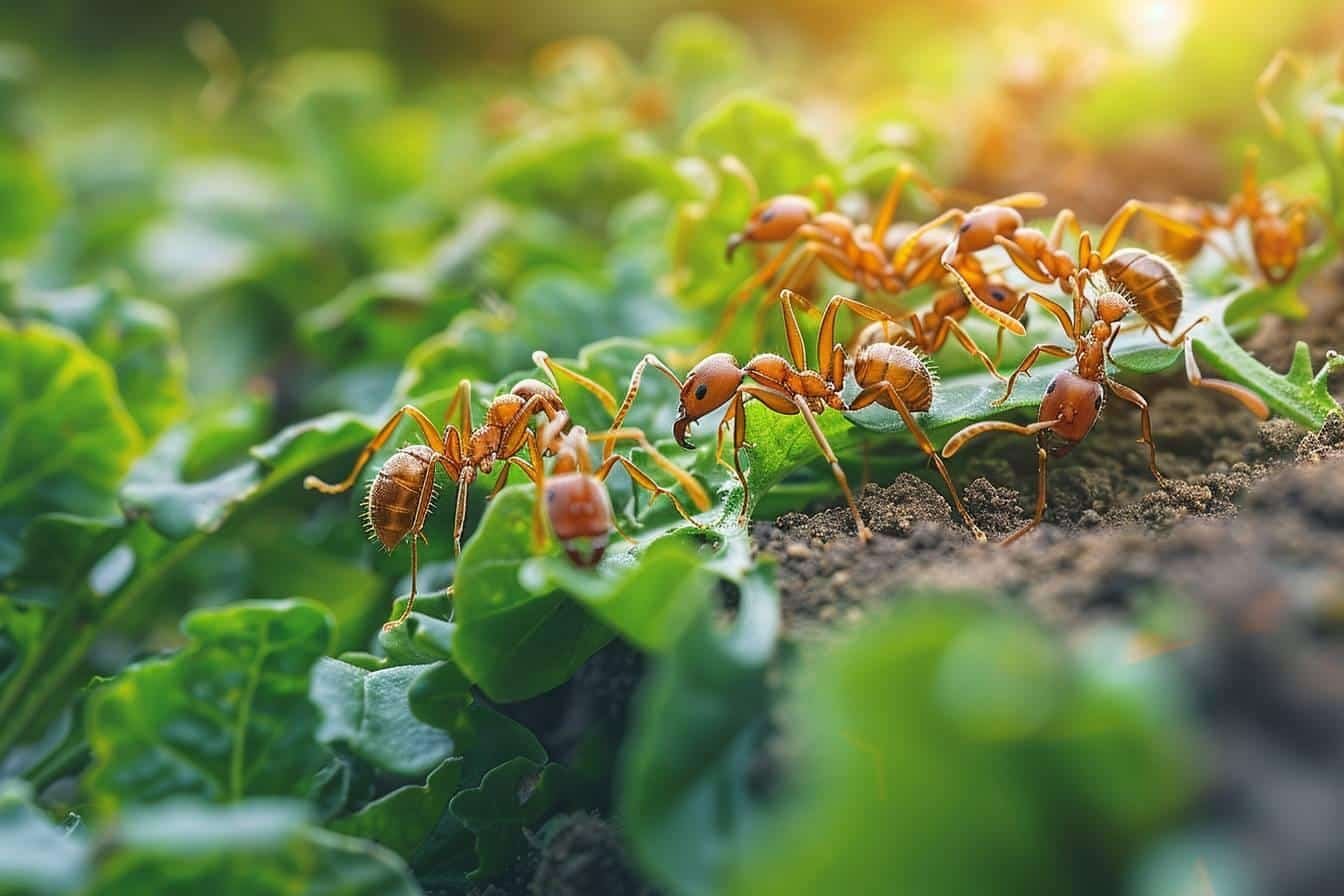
[310, 659, 455, 779]
[84, 600, 335, 813]
[328, 757, 463, 860]
[619, 564, 780, 896]
[2, 281, 187, 438]
[0, 320, 140, 539]
[451, 487, 614, 702]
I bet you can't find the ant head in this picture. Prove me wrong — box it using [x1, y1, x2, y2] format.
[1251, 215, 1301, 285]
[544, 472, 613, 567]
[726, 195, 816, 259]
[955, 204, 1025, 253]
[673, 353, 744, 449]
[1093, 289, 1132, 325]
[1040, 370, 1104, 446]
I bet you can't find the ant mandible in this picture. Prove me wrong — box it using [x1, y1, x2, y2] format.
[941, 277, 1269, 544]
[668, 289, 985, 542]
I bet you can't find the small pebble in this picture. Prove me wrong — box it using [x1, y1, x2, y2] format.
[785, 543, 812, 560]
[1079, 509, 1103, 528]
[831, 571, 851, 588]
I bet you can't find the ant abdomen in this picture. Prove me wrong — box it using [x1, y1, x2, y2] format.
[545, 472, 615, 567]
[853, 342, 934, 412]
[366, 444, 437, 551]
[1102, 248, 1183, 332]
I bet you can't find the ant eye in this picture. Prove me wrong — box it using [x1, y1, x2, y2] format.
[991, 289, 1006, 301]
[1046, 381, 1057, 394]
[959, 222, 971, 233]
[1094, 396, 1103, 410]
[761, 210, 776, 223]
[694, 384, 709, 400]
[546, 488, 557, 503]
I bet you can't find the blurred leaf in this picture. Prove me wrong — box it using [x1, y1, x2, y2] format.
[448, 757, 573, 881]
[328, 757, 463, 859]
[3, 280, 187, 438]
[718, 600, 1191, 896]
[487, 122, 689, 226]
[85, 600, 335, 812]
[619, 564, 780, 896]
[311, 659, 455, 779]
[4, 513, 124, 605]
[96, 799, 421, 896]
[0, 781, 87, 895]
[0, 320, 140, 545]
[683, 93, 839, 197]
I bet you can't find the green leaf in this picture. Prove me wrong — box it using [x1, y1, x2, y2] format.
[3, 513, 124, 604]
[683, 94, 838, 199]
[520, 534, 712, 653]
[85, 600, 335, 813]
[328, 757, 463, 859]
[486, 123, 688, 225]
[0, 320, 141, 535]
[619, 564, 780, 896]
[310, 658, 455, 779]
[448, 757, 573, 881]
[719, 600, 1190, 896]
[94, 799, 422, 896]
[0, 782, 88, 895]
[3, 281, 187, 438]
[451, 487, 614, 702]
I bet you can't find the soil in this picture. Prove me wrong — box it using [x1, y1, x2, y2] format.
[749, 263, 1344, 896]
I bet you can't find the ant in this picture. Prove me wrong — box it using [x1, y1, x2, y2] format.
[703, 157, 1042, 362]
[924, 195, 1210, 346]
[668, 289, 985, 542]
[506, 415, 710, 567]
[303, 378, 571, 628]
[941, 276, 1269, 544]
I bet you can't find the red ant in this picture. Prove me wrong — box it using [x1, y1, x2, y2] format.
[701, 158, 1042, 364]
[941, 277, 1269, 543]
[506, 415, 709, 566]
[666, 289, 986, 542]
[1147, 148, 1312, 286]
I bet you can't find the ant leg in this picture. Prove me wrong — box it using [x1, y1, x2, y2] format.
[587, 427, 711, 511]
[1021, 290, 1075, 339]
[849, 382, 985, 541]
[305, 405, 445, 494]
[1096, 199, 1203, 258]
[1257, 49, 1307, 137]
[1181, 338, 1271, 419]
[599, 353, 685, 459]
[988, 191, 1049, 210]
[1003, 447, 1049, 545]
[872, 162, 941, 247]
[990, 236, 1056, 286]
[994, 293, 1032, 365]
[595, 454, 705, 527]
[442, 379, 474, 435]
[946, 260, 1031, 335]
[994, 344, 1073, 406]
[532, 351, 618, 416]
[1105, 379, 1166, 484]
[941, 318, 1007, 382]
[718, 155, 760, 203]
[1046, 209, 1080, 250]
[758, 388, 870, 541]
[728, 393, 751, 519]
[384, 536, 420, 631]
[698, 233, 806, 356]
[941, 418, 1060, 457]
[815, 293, 897, 371]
